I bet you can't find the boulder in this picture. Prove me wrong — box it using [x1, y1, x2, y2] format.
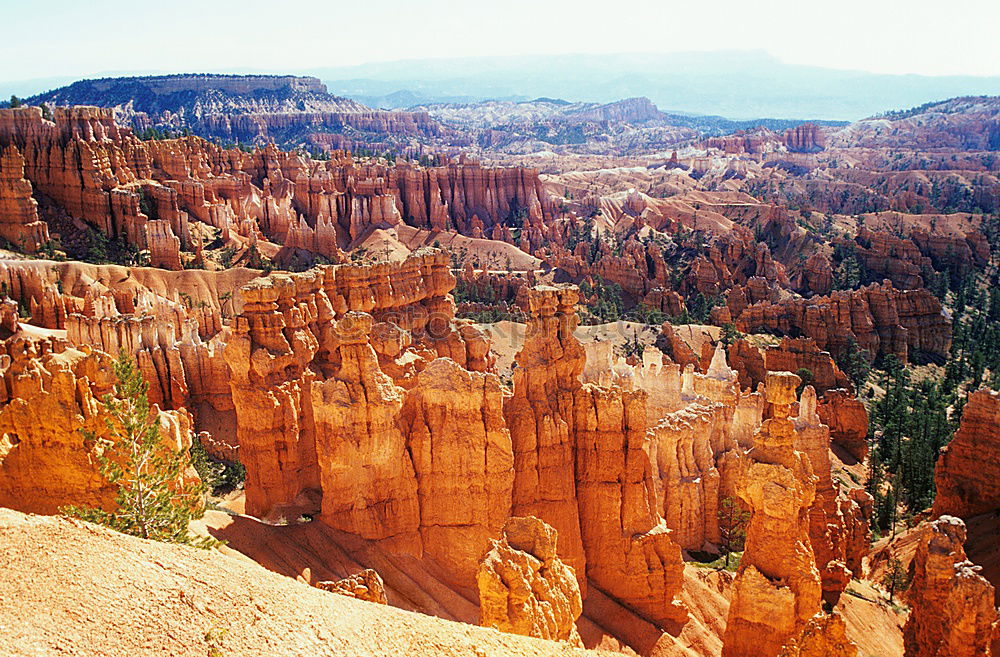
[477, 516, 582, 642]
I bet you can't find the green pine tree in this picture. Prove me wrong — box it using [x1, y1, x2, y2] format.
[717, 496, 751, 569]
[62, 351, 216, 548]
[881, 555, 910, 604]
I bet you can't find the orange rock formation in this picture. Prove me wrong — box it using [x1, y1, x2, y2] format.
[903, 516, 998, 657]
[317, 569, 389, 604]
[722, 372, 822, 657]
[794, 387, 870, 605]
[0, 106, 550, 270]
[732, 281, 951, 363]
[477, 516, 582, 642]
[933, 388, 1000, 519]
[778, 612, 857, 657]
[0, 144, 49, 252]
[0, 342, 193, 514]
[816, 389, 869, 461]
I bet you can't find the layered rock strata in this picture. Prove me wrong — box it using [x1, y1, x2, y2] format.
[732, 281, 951, 363]
[903, 516, 998, 657]
[477, 516, 582, 642]
[933, 388, 1000, 519]
[0, 144, 49, 252]
[225, 251, 507, 585]
[505, 285, 688, 625]
[722, 372, 822, 657]
[0, 107, 549, 265]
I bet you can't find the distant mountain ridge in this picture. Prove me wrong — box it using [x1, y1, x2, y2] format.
[829, 95, 1000, 150]
[413, 96, 846, 155]
[310, 51, 1000, 120]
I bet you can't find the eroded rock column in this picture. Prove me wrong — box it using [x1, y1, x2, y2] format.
[903, 515, 998, 657]
[477, 516, 582, 642]
[722, 371, 821, 657]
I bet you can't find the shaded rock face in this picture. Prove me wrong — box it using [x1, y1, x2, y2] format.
[504, 286, 588, 582]
[225, 251, 505, 582]
[778, 612, 858, 657]
[225, 277, 690, 626]
[317, 568, 388, 605]
[732, 281, 951, 364]
[816, 389, 869, 462]
[903, 516, 998, 657]
[934, 388, 1000, 519]
[729, 337, 852, 397]
[477, 516, 582, 642]
[0, 144, 49, 252]
[649, 402, 724, 552]
[783, 124, 826, 154]
[722, 372, 822, 657]
[400, 357, 514, 581]
[0, 342, 193, 515]
[505, 286, 688, 625]
[794, 387, 871, 606]
[764, 338, 850, 395]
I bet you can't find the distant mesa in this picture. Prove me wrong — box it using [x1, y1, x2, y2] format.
[27, 73, 446, 153]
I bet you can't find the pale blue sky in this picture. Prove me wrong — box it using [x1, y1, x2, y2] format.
[1, 0, 999, 82]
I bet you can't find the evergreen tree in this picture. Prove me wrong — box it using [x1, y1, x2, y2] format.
[795, 368, 814, 396]
[62, 352, 215, 548]
[881, 555, 910, 604]
[720, 323, 744, 346]
[717, 496, 750, 569]
[835, 335, 871, 390]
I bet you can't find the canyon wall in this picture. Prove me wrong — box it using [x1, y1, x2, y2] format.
[0, 106, 549, 269]
[933, 388, 1000, 519]
[732, 281, 951, 363]
[903, 516, 998, 657]
[0, 144, 49, 252]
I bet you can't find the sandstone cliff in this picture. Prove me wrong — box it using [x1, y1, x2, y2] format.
[0, 143, 49, 252]
[0, 107, 548, 270]
[903, 516, 998, 657]
[733, 281, 951, 363]
[933, 388, 1000, 519]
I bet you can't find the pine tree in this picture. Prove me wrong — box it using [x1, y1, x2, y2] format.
[718, 496, 751, 569]
[795, 367, 814, 396]
[881, 555, 910, 604]
[62, 351, 215, 547]
[835, 335, 871, 391]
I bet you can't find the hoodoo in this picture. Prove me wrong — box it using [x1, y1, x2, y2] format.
[722, 372, 822, 657]
[4, 21, 1000, 655]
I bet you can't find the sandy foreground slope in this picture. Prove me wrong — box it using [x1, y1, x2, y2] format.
[0, 508, 599, 657]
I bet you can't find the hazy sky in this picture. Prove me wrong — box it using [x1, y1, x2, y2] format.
[2, 0, 999, 81]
